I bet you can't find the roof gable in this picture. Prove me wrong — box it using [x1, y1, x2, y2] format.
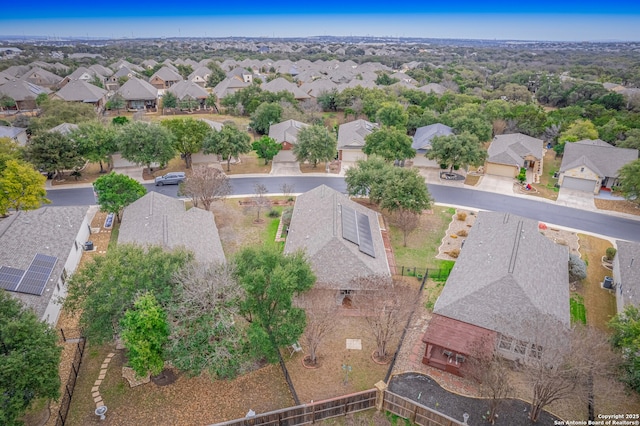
[487, 133, 543, 165]
[412, 123, 453, 150]
[337, 119, 378, 149]
[560, 142, 638, 177]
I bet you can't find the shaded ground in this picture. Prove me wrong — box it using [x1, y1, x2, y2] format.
[595, 198, 640, 216]
[388, 373, 561, 425]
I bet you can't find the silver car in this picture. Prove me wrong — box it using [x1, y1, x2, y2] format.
[154, 172, 186, 186]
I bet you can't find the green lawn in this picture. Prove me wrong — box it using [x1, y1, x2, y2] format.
[570, 294, 587, 325]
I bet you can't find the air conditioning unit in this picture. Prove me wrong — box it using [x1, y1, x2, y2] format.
[84, 241, 94, 251]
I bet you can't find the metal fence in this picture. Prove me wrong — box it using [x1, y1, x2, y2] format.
[213, 389, 377, 426]
[55, 338, 86, 426]
[396, 267, 451, 282]
[383, 390, 464, 426]
[278, 351, 300, 406]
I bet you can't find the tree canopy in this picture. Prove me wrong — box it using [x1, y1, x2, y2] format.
[0, 159, 49, 216]
[70, 121, 118, 172]
[24, 131, 84, 179]
[363, 127, 415, 163]
[202, 122, 252, 171]
[618, 159, 640, 205]
[0, 291, 62, 426]
[252, 135, 281, 165]
[116, 121, 176, 171]
[161, 118, 211, 169]
[292, 124, 337, 168]
[610, 305, 640, 392]
[427, 131, 487, 173]
[92, 172, 147, 222]
[249, 102, 283, 135]
[206, 62, 227, 88]
[375, 102, 408, 129]
[235, 246, 315, 362]
[64, 244, 193, 343]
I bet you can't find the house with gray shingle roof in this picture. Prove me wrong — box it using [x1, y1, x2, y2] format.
[149, 66, 183, 91]
[284, 185, 390, 292]
[0, 126, 28, 145]
[116, 78, 158, 110]
[49, 123, 79, 136]
[485, 133, 543, 179]
[299, 79, 338, 98]
[422, 211, 570, 374]
[337, 119, 378, 165]
[89, 64, 113, 78]
[105, 66, 140, 91]
[19, 67, 63, 89]
[417, 83, 448, 95]
[412, 123, 453, 168]
[558, 140, 638, 193]
[188, 66, 211, 87]
[212, 77, 251, 100]
[166, 80, 209, 110]
[0, 206, 92, 325]
[268, 119, 309, 150]
[52, 80, 108, 111]
[262, 77, 311, 100]
[118, 192, 225, 265]
[614, 240, 640, 313]
[0, 80, 50, 110]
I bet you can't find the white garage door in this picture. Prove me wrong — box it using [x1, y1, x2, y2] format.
[341, 150, 367, 163]
[486, 162, 517, 178]
[562, 176, 597, 193]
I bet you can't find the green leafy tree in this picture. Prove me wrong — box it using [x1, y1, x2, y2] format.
[427, 132, 487, 173]
[316, 89, 339, 112]
[0, 160, 49, 216]
[64, 244, 192, 343]
[597, 92, 625, 110]
[92, 172, 147, 222]
[205, 93, 218, 113]
[161, 91, 177, 112]
[598, 118, 628, 144]
[235, 246, 315, 362]
[618, 159, 640, 206]
[175, 64, 193, 80]
[292, 124, 337, 168]
[618, 129, 640, 150]
[249, 102, 282, 135]
[116, 121, 176, 171]
[30, 99, 97, 131]
[0, 94, 16, 111]
[0, 292, 62, 426]
[24, 131, 84, 179]
[120, 292, 169, 377]
[252, 136, 281, 165]
[363, 127, 415, 163]
[610, 305, 640, 392]
[206, 62, 227, 88]
[375, 102, 408, 129]
[0, 137, 21, 173]
[345, 157, 394, 200]
[375, 73, 400, 86]
[106, 94, 125, 113]
[202, 122, 252, 171]
[112, 116, 129, 126]
[161, 118, 211, 169]
[70, 121, 118, 172]
[377, 167, 431, 214]
[556, 119, 601, 154]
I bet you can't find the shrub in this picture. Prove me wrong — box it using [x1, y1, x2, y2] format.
[569, 253, 587, 282]
[517, 167, 527, 184]
[606, 247, 617, 261]
[446, 249, 460, 258]
[456, 229, 468, 237]
[440, 163, 447, 169]
[456, 212, 467, 221]
[267, 209, 280, 218]
[450, 234, 458, 239]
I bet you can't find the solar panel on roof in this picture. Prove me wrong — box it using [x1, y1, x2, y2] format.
[0, 266, 25, 292]
[15, 254, 57, 296]
[341, 205, 359, 245]
[356, 212, 376, 258]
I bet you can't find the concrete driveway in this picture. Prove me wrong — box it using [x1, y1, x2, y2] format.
[271, 150, 301, 175]
[475, 175, 515, 195]
[557, 187, 596, 210]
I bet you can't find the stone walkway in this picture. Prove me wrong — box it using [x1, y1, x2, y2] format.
[91, 352, 115, 409]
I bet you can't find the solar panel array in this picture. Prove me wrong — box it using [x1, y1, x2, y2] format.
[340, 205, 376, 258]
[0, 254, 58, 296]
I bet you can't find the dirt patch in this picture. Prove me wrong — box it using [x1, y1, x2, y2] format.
[300, 160, 341, 174]
[210, 199, 274, 256]
[50, 162, 107, 186]
[595, 198, 640, 216]
[436, 209, 476, 261]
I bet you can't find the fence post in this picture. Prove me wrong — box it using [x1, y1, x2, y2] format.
[374, 381, 387, 411]
[401, 266, 404, 276]
[311, 401, 315, 424]
[60, 328, 66, 342]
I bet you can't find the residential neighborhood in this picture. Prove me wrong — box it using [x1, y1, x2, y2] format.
[1, 37, 640, 426]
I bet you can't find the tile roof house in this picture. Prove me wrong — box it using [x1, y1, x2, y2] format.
[422, 211, 570, 376]
[558, 140, 638, 194]
[284, 185, 390, 291]
[0, 126, 28, 145]
[118, 192, 225, 265]
[268, 119, 309, 150]
[485, 133, 544, 179]
[0, 206, 92, 325]
[149, 66, 183, 91]
[51, 80, 108, 111]
[614, 241, 640, 314]
[0, 80, 50, 110]
[337, 119, 378, 165]
[116, 78, 158, 111]
[411, 123, 453, 168]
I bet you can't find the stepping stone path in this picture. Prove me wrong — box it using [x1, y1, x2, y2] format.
[92, 352, 115, 409]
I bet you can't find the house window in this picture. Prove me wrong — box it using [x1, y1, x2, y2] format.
[340, 290, 353, 295]
[61, 268, 68, 284]
[529, 344, 543, 359]
[580, 167, 585, 172]
[514, 340, 527, 355]
[498, 334, 513, 350]
[74, 240, 79, 251]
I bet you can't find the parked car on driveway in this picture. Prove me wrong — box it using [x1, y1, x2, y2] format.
[155, 172, 186, 186]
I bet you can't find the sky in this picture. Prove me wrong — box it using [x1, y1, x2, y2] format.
[2, 1, 640, 42]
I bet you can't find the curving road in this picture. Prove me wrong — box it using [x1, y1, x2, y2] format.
[45, 176, 640, 242]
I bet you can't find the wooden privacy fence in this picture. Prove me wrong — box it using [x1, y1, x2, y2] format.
[383, 390, 464, 426]
[213, 389, 377, 426]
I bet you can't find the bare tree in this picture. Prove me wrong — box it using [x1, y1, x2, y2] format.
[178, 165, 231, 210]
[391, 209, 420, 247]
[280, 182, 295, 200]
[297, 291, 338, 366]
[467, 345, 513, 424]
[352, 275, 417, 361]
[253, 183, 271, 223]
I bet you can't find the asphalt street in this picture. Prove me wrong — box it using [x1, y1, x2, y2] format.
[45, 176, 640, 242]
